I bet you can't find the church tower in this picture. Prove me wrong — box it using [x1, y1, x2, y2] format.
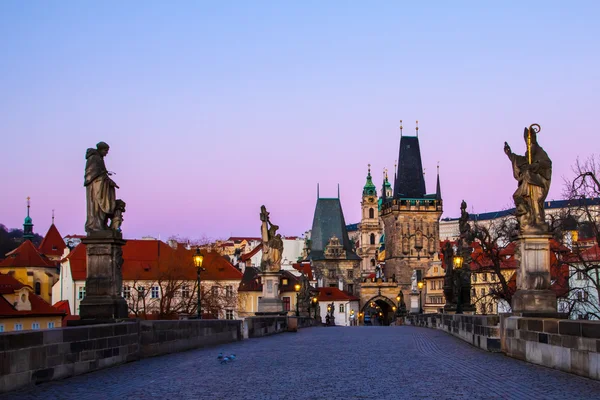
[380, 122, 443, 300]
[358, 165, 381, 275]
[23, 197, 34, 241]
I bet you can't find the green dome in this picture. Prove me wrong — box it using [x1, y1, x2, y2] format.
[363, 167, 376, 196]
[24, 216, 32, 224]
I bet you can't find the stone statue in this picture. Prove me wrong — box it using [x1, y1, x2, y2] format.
[458, 200, 471, 243]
[410, 270, 418, 292]
[260, 205, 283, 272]
[504, 125, 552, 232]
[84, 142, 126, 234]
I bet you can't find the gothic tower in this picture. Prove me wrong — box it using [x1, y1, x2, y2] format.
[380, 122, 443, 300]
[358, 165, 381, 275]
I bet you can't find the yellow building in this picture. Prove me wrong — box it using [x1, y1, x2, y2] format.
[238, 268, 305, 317]
[0, 273, 64, 332]
[423, 262, 445, 313]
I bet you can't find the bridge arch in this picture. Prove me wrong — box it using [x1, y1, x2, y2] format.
[361, 295, 397, 326]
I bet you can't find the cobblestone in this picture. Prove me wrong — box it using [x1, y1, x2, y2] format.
[6, 326, 600, 399]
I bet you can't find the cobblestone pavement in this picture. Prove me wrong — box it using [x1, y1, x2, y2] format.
[6, 326, 600, 400]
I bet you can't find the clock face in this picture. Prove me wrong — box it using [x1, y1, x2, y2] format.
[369, 198, 374, 203]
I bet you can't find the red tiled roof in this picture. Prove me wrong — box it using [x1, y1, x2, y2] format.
[53, 300, 71, 315]
[64, 234, 86, 239]
[0, 240, 56, 268]
[566, 244, 600, 263]
[67, 240, 243, 282]
[0, 273, 65, 317]
[241, 244, 262, 262]
[316, 287, 360, 302]
[39, 224, 67, 257]
[292, 262, 313, 280]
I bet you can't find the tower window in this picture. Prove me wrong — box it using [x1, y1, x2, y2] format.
[370, 234, 375, 245]
[34, 282, 41, 296]
[370, 259, 375, 267]
[369, 208, 374, 219]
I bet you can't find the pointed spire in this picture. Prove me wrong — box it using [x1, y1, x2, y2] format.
[337, 184, 340, 199]
[436, 162, 442, 201]
[317, 183, 320, 199]
[23, 196, 34, 241]
[52, 209, 55, 225]
[415, 120, 419, 137]
[363, 164, 376, 196]
[381, 168, 387, 203]
[399, 120, 403, 137]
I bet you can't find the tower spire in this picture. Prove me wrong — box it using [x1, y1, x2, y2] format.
[52, 209, 55, 225]
[317, 183, 320, 199]
[363, 164, 376, 196]
[399, 120, 403, 137]
[23, 196, 34, 241]
[415, 120, 419, 137]
[337, 184, 340, 199]
[436, 162, 442, 201]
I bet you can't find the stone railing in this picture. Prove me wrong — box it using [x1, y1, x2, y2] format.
[244, 316, 317, 338]
[0, 319, 243, 393]
[501, 316, 600, 380]
[408, 313, 501, 352]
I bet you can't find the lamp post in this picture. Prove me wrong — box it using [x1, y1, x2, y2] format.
[453, 255, 464, 314]
[193, 247, 205, 319]
[294, 283, 301, 317]
[311, 296, 318, 319]
[417, 281, 424, 314]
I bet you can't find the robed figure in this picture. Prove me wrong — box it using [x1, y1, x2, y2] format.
[259, 205, 283, 272]
[84, 142, 123, 233]
[504, 125, 552, 231]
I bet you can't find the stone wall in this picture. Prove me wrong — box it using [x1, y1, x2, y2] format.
[502, 316, 600, 380]
[0, 319, 243, 394]
[139, 320, 242, 358]
[244, 316, 317, 338]
[0, 322, 140, 393]
[408, 313, 502, 352]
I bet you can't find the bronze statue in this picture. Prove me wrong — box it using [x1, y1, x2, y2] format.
[259, 205, 283, 272]
[504, 124, 552, 232]
[84, 142, 126, 233]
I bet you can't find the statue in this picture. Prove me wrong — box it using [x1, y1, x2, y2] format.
[84, 142, 126, 233]
[504, 124, 552, 232]
[410, 270, 418, 292]
[458, 200, 471, 243]
[259, 205, 283, 272]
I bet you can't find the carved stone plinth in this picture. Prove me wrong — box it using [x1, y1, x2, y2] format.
[512, 233, 557, 314]
[409, 291, 420, 314]
[79, 231, 129, 320]
[256, 271, 285, 315]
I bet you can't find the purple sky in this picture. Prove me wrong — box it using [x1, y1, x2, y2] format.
[1, 2, 599, 240]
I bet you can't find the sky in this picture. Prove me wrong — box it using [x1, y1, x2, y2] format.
[1, 1, 599, 241]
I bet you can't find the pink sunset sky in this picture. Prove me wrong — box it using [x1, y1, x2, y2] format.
[1, 2, 599, 241]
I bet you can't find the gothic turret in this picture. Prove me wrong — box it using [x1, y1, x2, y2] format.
[363, 165, 376, 196]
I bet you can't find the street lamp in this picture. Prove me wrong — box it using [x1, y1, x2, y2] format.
[193, 247, 205, 319]
[311, 296, 318, 319]
[417, 281, 424, 314]
[454, 255, 464, 314]
[294, 283, 301, 317]
[350, 309, 355, 326]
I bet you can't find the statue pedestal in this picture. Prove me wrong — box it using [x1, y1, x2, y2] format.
[79, 231, 129, 320]
[256, 271, 285, 315]
[409, 291, 420, 314]
[511, 233, 557, 314]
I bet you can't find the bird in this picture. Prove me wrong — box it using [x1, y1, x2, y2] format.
[228, 354, 236, 361]
[217, 352, 223, 361]
[220, 356, 230, 364]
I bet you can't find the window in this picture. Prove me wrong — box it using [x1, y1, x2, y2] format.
[488, 304, 493, 314]
[339, 304, 344, 313]
[35, 281, 41, 295]
[226, 285, 233, 297]
[15, 324, 23, 331]
[473, 274, 478, 282]
[482, 273, 487, 282]
[48, 322, 55, 329]
[151, 286, 159, 299]
[370, 233, 375, 245]
[0, 324, 3, 332]
[576, 271, 588, 280]
[32, 322, 40, 330]
[137, 286, 145, 296]
[78, 286, 86, 300]
[328, 269, 335, 278]
[370, 259, 376, 267]
[347, 270, 354, 279]
[282, 296, 291, 311]
[282, 279, 288, 285]
[225, 310, 234, 320]
[347, 284, 354, 294]
[480, 288, 486, 296]
[472, 288, 476, 297]
[369, 208, 374, 219]
[212, 286, 219, 296]
[577, 290, 583, 301]
[182, 285, 190, 298]
[434, 267, 439, 274]
[430, 281, 435, 290]
[123, 286, 131, 299]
